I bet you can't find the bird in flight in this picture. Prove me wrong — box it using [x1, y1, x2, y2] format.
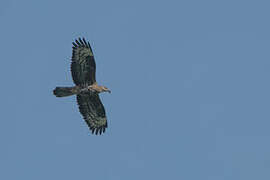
[53, 38, 111, 135]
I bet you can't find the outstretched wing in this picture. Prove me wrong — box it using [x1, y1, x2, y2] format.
[76, 93, 108, 135]
[71, 38, 96, 87]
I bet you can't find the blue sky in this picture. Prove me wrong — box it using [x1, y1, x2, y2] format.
[1, 0, 270, 179]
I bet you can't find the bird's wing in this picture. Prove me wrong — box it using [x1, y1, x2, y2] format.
[71, 38, 96, 86]
[76, 93, 108, 135]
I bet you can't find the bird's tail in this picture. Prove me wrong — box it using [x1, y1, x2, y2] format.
[53, 87, 79, 97]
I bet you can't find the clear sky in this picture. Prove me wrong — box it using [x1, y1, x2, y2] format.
[1, 0, 270, 179]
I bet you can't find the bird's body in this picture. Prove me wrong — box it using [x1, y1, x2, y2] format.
[53, 38, 110, 135]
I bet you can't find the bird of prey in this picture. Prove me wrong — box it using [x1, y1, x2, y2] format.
[53, 38, 111, 135]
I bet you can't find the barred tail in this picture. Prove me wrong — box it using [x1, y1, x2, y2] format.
[53, 87, 78, 97]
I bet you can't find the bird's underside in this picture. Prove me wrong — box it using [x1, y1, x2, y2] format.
[53, 38, 110, 135]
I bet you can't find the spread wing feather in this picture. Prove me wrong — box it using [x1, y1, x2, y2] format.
[71, 38, 96, 87]
[76, 93, 108, 135]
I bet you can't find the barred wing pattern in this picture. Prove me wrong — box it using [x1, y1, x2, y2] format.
[71, 38, 96, 87]
[77, 93, 108, 135]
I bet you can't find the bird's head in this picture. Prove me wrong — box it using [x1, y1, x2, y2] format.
[102, 86, 111, 93]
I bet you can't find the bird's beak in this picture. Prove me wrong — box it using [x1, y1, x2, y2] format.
[107, 90, 111, 93]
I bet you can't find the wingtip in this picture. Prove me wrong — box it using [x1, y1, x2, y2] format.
[73, 37, 92, 49]
[78, 38, 85, 46]
[89, 126, 107, 135]
[72, 42, 77, 48]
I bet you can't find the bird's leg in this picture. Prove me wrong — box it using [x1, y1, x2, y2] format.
[80, 87, 89, 93]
